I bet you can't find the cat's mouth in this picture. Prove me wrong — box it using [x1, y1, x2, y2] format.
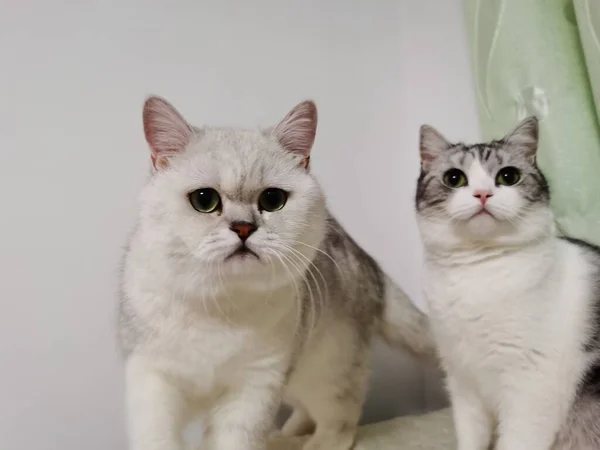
[473, 208, 494, 219]
[226, 245, 260, 261]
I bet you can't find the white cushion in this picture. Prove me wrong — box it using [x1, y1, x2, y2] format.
[268, 408, 455, 450]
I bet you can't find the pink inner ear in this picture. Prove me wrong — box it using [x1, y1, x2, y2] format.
[142, 96, 193, 167]
[273, 100, 318, 160]
[419, 125, 451, 167]
[503, 117, 539, 157]
[419, 152, 436, 167]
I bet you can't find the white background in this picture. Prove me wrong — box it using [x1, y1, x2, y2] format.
[0, 0, 480, 448]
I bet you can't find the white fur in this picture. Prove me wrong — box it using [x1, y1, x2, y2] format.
[418, 159, 598, 450]
[124, 127, 327, 450]
[122, 95, 338, 450]
[122, 98, 434, 450]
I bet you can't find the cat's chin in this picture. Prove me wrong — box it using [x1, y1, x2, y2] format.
[221, 254, 265, 276]
[457, 214, 539, 247]
[225, 247, 260, 262]
[452, 214, 518, 245]
[464, 213, 498, 236]
[221, 267, 292, 294]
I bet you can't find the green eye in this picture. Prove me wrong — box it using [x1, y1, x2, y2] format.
[259, 188, 288, 212]
[189, 188, 221, 213]
[496, 167, 521, 186]
[443, 169, 468, 188]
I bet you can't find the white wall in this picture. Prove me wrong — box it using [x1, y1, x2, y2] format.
[0, 0, 480, 448]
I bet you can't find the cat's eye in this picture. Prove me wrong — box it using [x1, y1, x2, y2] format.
[189, 188, 221, 213]
[443, 169, 468, 188]
[496, 167, 521, 186]
[258, 188, 288, 212]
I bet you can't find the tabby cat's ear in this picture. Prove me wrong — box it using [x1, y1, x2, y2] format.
[272, 100, 318, 169]
[143, 96, 194, 170]
[419, 125, 451, 170]
[502, 117, 539, 159]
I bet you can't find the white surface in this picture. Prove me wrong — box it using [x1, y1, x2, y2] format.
[0, 1, 479, 449]
[270, 408, 455, 450]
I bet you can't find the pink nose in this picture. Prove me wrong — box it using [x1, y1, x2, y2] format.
[474, 190, 493, 206]
[230, 222, 257, 241]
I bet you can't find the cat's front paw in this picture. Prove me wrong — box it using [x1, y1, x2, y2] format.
[301, 429, 355, 450]
[269, 429, 283, 439]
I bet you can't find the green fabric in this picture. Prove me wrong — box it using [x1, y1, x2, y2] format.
[574, 1, 600, 118]
[464, 0, 600, 246]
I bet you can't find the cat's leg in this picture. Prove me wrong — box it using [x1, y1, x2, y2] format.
[126, 357, 190, 450]
[495, 368, 577, 450]
[203, 369, 286, 450]
[446, 375, 493, 450]
[292, 326, 369, 450]
[301, 390, 364, 450]
[280, 407, 315, 437]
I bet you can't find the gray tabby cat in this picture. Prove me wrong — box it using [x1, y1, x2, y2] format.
[415, 117, 600, 450]
[119, 96, 435, 450]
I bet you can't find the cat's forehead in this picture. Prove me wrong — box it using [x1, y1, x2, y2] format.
[443, 140, 524, 173]
[182, 127, 301, 201]
[197, 126, 272, 154]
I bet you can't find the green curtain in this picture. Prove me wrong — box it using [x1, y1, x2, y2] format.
[464, 0, 600, 246]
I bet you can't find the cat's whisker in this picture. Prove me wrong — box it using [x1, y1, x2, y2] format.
[290, 240, 344, 276]
[217, 260, 238, 312]
[265, 254, 278, 303]
[267, 248, 305, 334]
[279, 250, 323, 334]
[279, 243, 328, 312]
[275, 248, 319, 333]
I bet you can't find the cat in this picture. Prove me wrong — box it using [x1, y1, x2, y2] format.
[118, 95, 436, 450]
[415, 117, 600, 450]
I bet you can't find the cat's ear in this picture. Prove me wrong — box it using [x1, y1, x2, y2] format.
[143, 96, 194, 170]
[502, 117, 539, 159]
[419, 125, 451, 170]
[272, 100, 318, 169]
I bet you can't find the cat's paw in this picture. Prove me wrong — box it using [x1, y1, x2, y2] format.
[301, 430, 355, 450]
[269, 429, 283, 439]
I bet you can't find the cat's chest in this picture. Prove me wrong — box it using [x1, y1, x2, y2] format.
[153, 317, 256, 362]
[141, 307, 295, 393]
[424, 261, 552, 363]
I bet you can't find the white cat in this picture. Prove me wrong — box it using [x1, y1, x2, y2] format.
[416, 118, 600, 450]
[119, 96, 435, 450]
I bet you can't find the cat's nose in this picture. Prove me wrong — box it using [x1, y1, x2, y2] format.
[230, 221, 257, 241]
[474, 190, 493, 206]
